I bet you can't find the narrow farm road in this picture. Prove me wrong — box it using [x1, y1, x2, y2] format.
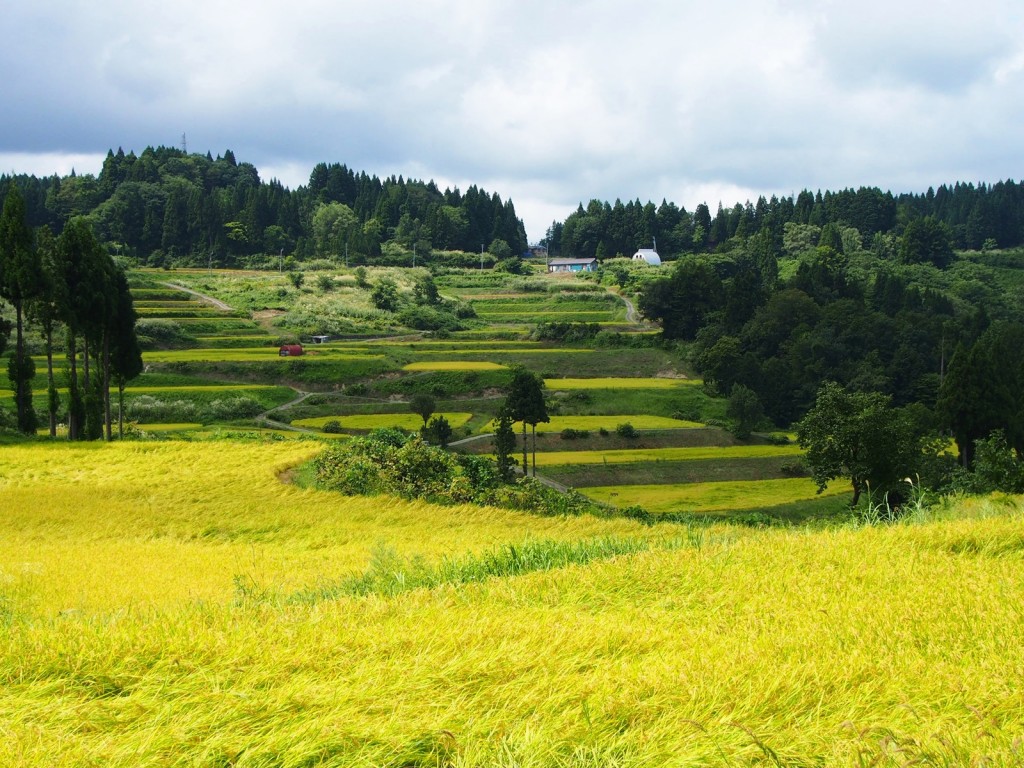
[610, 289, 641, 323]
[162, 281, 233, 311]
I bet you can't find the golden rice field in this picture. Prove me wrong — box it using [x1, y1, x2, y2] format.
[545, 377, 702, 389]
[532, 444, 804, 466]
[584, 477, 851, 513]
[1, 441, 1022, 766]
[143, 348, 383, 363]
[291, 412, 475, 431]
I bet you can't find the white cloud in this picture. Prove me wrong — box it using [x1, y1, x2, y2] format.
[2, 0, 1024, 241]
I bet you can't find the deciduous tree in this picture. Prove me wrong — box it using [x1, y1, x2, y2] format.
[798, 382, 921, 506]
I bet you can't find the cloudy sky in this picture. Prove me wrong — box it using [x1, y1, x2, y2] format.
[2, 0, 1023, 241]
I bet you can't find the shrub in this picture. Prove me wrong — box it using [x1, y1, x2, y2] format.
[312, 434, 611, 517]
[322, 420, 343, 434]
[135, 318, 195, 350]
[615, 422, 639, 439]
[560, 428, 590, 440]
[780, 462, 809, 477]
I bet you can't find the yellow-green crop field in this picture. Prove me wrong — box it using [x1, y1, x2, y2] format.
[402, 361, 508, 371]
[584, 477, 850, 513]
[291, 412, 474, 431]
[1, 441, 1023, 765]
[532, 443, 804, 466]
[546, 377, 702, 389]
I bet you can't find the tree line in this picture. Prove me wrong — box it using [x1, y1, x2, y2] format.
[0, 186, 141, 438]
[0, 146, 527, 268]
[547, 180, 1024, 260]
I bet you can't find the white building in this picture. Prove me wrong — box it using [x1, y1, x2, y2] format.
[632, 248, 662, 266]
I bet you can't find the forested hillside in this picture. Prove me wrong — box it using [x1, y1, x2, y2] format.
[0, 147, 527, 267]
[547, 182, 1024, 259]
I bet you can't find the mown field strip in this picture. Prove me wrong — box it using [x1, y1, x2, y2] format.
[533, 444, 803, 466]
[4, 384, 285, 398]
[367, 341, 542, 348]
[545, 377, 702, 389]
[476, 310, 615, 317]
[493, 415, 703, 432]
[584, 477, 848, 513]
[143, 349, 384, 362]
[408, 348, 594, 356]
[402, 361, 508, 371]
[292, 412, 474, 430]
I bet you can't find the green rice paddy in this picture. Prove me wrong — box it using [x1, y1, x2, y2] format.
[291, 412, 474, 431]
[532, 444, 804, 466]
[583, 477, 849, 513]
[402, 361, 508, 371]
[545, 377, 702, 389]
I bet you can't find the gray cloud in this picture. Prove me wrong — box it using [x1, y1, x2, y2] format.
[1, 0, 1022, 240]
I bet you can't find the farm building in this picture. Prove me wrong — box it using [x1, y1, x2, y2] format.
[632, 248, 662, 266]
[311, 335, 330, 344]
[279, 344, 304, 356]
[548, 258, 597, 273]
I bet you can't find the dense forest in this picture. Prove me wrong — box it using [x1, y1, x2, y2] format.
[546, 182, 1024, 259]
[0, 146, 528, 268]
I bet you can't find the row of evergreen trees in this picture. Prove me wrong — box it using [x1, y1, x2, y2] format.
[548, 180, 1024, 260]
[0, 186, 141, 438]
[0, 146, 528, 267]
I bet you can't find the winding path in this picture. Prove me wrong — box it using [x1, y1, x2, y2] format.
[162, 282, 233, 312]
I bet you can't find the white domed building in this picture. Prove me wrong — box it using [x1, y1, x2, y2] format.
[632, 248, 662, 266]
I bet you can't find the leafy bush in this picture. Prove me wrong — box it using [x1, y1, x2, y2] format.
[532, 321, 601, 342]
[397, 304, 462, 332]
[615, 422, 639, 439]
[947, 431, 1024, 494]
[313, 430, 610, 517]
[135, 319, 195, 350]
[560, 428, 590, 440]
[321, 420, 343, 433]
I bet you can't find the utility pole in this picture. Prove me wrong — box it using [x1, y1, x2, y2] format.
[480, 243, 484, 270]
[279, 248, 283, 273]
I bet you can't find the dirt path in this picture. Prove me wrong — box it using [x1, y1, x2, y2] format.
[622, 295, 638, 323]
[617, 292, 641, 323]
[162, 282, 234, 312]
[257, 389, 321, 433]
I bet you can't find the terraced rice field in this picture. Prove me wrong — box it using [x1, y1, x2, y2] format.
[545, 377, 702, 389]
[143, 348, 384, 363]
[531, 444, 804, 466]
[291, 412, 475, 431]
[402, 361, 508, 371]
[584, 477, 849, 513]
[500, 415, 703, 432]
